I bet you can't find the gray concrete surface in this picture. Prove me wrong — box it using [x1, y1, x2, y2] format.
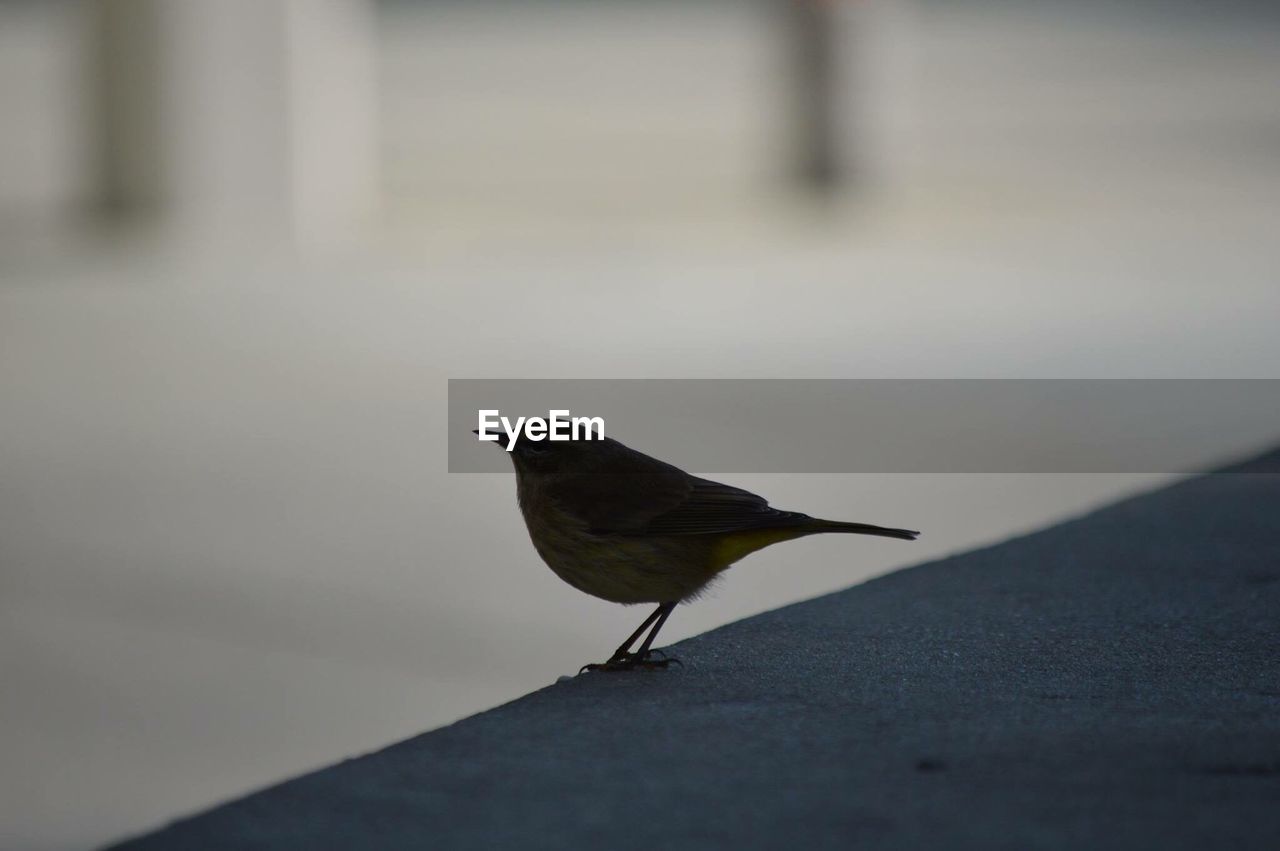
[108, 449, 1280, 850]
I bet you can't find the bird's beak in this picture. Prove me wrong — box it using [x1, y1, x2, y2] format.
[474, 428, 512, 450]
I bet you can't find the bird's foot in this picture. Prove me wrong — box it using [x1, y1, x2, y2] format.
[579, 649, 682, 674]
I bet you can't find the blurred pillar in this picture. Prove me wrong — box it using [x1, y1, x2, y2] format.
[786, 0, 843, 192]
[0, 1, 89, 225]
[89, 0, 377, 249]
[91, 0, 164, 215]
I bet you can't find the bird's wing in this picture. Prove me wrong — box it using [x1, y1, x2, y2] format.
[556, 471, 808, 537]
[638, 476, 811, 536]
[542, 436, 809, 536]
[544, 467, 692, 533]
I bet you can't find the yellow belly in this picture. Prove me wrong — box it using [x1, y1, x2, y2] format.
[709, 527, 809, 568]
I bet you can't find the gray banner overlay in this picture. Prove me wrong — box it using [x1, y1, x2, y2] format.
[448, 380, 1280, 473]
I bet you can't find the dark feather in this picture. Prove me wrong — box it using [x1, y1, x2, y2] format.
[537, 437, 807, 536]
[638, 477, 813, 536]
[540, 435, 904, 539]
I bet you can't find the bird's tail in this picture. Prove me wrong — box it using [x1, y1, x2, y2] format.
[807, 519, 919, 541]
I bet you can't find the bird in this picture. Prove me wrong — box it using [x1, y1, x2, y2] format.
[477, 429, 918, 672]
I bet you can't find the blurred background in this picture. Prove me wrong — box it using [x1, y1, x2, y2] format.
[2, 1, 1279, 848]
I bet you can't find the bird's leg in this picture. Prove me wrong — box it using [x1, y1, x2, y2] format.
[632, 602, 675, 661]
[605, 603, 666, 663]
[581, 602, 680, 673]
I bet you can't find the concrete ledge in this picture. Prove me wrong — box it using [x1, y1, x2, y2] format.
[108, 452, 1280, 850]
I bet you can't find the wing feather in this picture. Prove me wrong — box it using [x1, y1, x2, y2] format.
[540, 437, 811, 536]
[639, 477, 812, 536]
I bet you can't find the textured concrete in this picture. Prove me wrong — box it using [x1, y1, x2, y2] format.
[108, 451, 1280, 850]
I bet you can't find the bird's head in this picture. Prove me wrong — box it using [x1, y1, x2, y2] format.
[474, 428, 606, 477]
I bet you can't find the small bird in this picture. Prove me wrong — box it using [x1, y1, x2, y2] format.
[478, 430, 918, 672]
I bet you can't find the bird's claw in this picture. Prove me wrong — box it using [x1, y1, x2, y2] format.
[579, 650, 683, 674]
